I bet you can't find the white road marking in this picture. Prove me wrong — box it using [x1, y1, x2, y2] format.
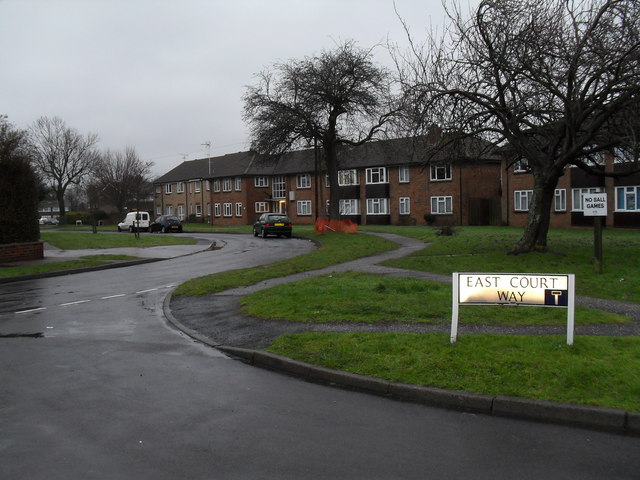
[135, 288, 158, 294]
[60, 300, 91, 306]
[102, 294, 126, 299]
[15, 307, 47, 314]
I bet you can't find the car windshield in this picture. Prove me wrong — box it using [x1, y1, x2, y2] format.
[165, 216, 179, 221]
[269, 215, 289, 221]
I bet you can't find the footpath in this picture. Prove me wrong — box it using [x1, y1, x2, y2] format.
[165, 232, 640, 436]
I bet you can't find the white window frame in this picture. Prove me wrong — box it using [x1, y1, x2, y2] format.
[206, 180, 210, 191]
[223, 203, 232, 217]
[430, 163, 452, 181]
[554, 189, 567, 212]
[272, 176, 286, 199]
[195, 181, 201, 193]
[399, 166, 410, 183]
[514, 190, 533, 212]
[297, 200, 312, 216]
[296, 174, 311, 189]
[222, 178, 232, 192]
[156, 206, 162, 215]
[177, 182, 185, 193]
[399, 197, 411, 215]
[214, 203, 221, 217]
[195, 204, 202, 217]
[207, 203, 211, 217]
[366, 167, 388, 185]
[513, 159, 530, 173]
[366, 198, 390, 215]
[254, 176, 269, 188]
[339, 199, 360, 215]
[213, 180, 220, 192]
[165, 183, 173, 194]
[177, 204, 185, 220]
[338, 169, 359, 186]
[431, 196, 453, 215]
[572, 187, 603, 212]
[166, 205, 174, 215]
[615, 186, 640, 212]
[235, 177, 242, 191]
[255, 202, 269, 213]
[235, 202, 243, 217]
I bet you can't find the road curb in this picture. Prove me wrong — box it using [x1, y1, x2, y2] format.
[165, 304, 640, 436]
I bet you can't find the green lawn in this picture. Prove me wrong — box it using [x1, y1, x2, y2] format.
[240, 271, 627, 325]
[381, 226, 640, 302]
[40, 232, 197, 249]
[268, 333, 640, 412]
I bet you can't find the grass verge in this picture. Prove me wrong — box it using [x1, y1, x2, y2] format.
[381, 226, 640, 302]
[268, 332, 640, 412]
[0, 255, 139, 278]
[40, 232, 197, 249]
[240, 272, 628, 325]
[173, 232, 397, 295]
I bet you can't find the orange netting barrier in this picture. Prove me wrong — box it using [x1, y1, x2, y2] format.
[314, 218, 358, 234]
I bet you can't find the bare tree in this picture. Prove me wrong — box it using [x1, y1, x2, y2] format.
[243, 40, 400, 219]
[397, 0, 640, 253]
[29, 116, 100, 222]
[92, 147, 154, 214]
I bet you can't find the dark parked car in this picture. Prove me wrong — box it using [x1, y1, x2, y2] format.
[150, 215, 183, 233]
[253, 213, 292, 238]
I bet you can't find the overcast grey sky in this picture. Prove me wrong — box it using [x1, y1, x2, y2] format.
[1, 0, 455, 176]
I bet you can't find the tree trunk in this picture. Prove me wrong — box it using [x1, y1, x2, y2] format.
[325, 142, 340, 220]
[511, 172, 559, 254]
[56, 188, 66, 222]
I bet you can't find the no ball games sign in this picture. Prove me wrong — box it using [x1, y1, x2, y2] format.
[451, 273, 576, 345]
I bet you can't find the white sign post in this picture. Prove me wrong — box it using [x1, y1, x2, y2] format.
[451, 273, 576, 345]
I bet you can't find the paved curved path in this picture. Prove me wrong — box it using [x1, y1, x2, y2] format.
[170, 232, 640, 349]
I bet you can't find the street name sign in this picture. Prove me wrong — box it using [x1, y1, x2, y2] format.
[451, 273, 576, 345]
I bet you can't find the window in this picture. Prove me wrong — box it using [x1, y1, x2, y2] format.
[513, 159, 531, 173]
[255, 202, 268, 213]
[399, 197, 411, 215]
[223, 203, 232, 217]
[366, 167, 387, 184]
[223, 178, 232, 192]
[195, 204, 202, 217]
[177, 204, 185, 220]
[339, 199, 360, 215]
[514, 190, 533, 212]
[272, 176, 286, 199]
[616, 186, 640, 211]
[235, 202, 243, 217]
[338, 169, 359, 186]
[297, 200, 312, 216]
[399, 166, 410, 183]
[177, 182, 185, 193]
[430, 163, 452, 181]
[213, 180, 220, 192]
[165, 184, 173, 194]
[194, 181, 201, 193]
[554, 189, 567, 212]
[166, 205, 174, 215]
[207, 203, 211, 217]
[206, 180, 210, 191]
[297, 174, 311, 189]
[214, 203, 221, 217]
[156, 206, 162, 215]
[431, 196, 453, 214]
[155, 186, 161, 194]
[254, 176, 269, 187]
[572, 187, 603, 211]
[366, 198, 390, 215]
[235, 177, 242, 191]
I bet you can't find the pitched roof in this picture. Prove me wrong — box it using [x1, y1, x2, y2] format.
[154, 136, 499, 183]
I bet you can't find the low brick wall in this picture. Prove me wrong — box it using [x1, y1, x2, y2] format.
[0, 242, 44, 263]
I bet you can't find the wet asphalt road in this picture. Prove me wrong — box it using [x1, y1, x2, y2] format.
[1, 233, 638, 479]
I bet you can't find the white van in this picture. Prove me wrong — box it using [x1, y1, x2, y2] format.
[117, 211, 150, 232]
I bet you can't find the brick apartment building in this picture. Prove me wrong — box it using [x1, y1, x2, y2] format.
[502, 151, 640, 229]
[153, 137, 503, 227]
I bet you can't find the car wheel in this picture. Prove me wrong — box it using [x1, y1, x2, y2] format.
[286, 233, 292, 238]
[163, 226, 168, 233]
[253, 228, 258, 237]
[261, 228, 267, 238]
[117, 226, 121, 232]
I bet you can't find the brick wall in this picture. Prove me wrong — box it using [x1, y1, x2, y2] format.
[0, 242, 44, 263]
